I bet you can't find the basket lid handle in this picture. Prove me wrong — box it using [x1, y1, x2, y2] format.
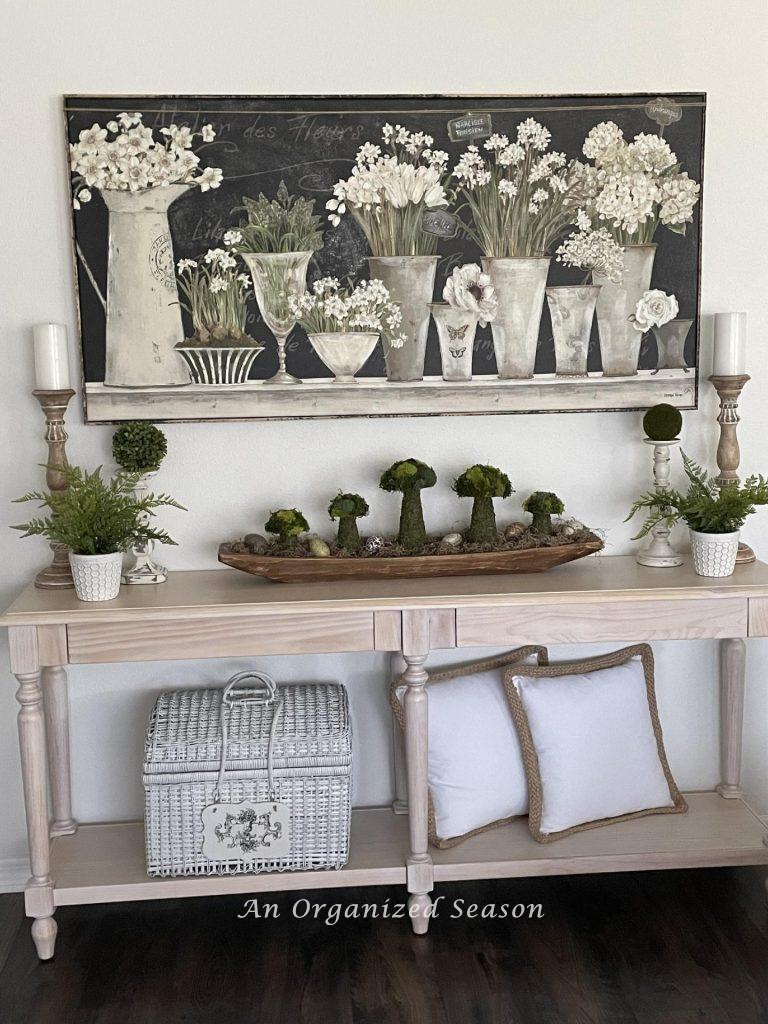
[221, 671, 277, 705]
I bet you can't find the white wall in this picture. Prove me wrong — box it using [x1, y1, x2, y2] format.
[2, 0, 767, 888]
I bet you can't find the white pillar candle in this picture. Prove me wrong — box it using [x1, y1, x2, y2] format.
[33, 323, 71, 390]
[712, 312, 747, 376]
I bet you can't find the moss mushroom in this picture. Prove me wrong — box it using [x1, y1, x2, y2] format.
[523, 491, 565, 536]
[265, 508, 309, 546]
[379, 458, 437, 551]
[453, 464, 513, 544]
[112, 422, 168, 474]
[328, 492, 369, 551]
[643, 403, 683, 442]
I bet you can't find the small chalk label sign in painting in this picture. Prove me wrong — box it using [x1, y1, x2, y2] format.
[447, 111, 493, 143]
[422, 209, 461, 238]
[201, 799, 291, 863]
[645, 97, 683, 128]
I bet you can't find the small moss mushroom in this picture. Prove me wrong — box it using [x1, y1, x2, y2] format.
[328, 492, 369, 551]
[112, 422, 168, 474]
[265, 508, 309, 546]
[453, 464, 513, 544]
[523, 491, 565, 536]
[379, 458, 437, 551]
[643, 403, 683, 442]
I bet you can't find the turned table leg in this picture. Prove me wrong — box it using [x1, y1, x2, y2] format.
[42, 666, 77, 836]
[716, 637, 746, 800]
[390, 653, 409, 815]
[10, 628, 57, 960]
[401, 611, 433, 935]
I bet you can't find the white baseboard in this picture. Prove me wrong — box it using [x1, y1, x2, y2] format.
[0, 859, 28, 893]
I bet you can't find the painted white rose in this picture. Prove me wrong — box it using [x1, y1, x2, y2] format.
[631, 289, 679, 332]
[443, 264, 498, 326]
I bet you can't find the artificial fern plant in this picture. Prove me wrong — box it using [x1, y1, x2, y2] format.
[627, 452, 768, 537]
[12, 465, 184, 555]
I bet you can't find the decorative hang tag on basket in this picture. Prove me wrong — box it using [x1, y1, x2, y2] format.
[200, 672, 291, 863]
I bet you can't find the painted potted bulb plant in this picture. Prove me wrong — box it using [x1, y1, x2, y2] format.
[524, 491, 565, 535]
[265, 508, 310, 549]
[113, 422, 172, 584]
[291, 278, 406, 383]
[627, 452, 768, 578]
[328, 126, 450, 382]
[328, 493, 370, 551]
[430, 265, 498, 381]
[379, 458, 437, 551]
[175, 247, 263, 384]
[229, 182, 324, 384]
[13, 466, 184, 601]
[453, 465, 513, 544]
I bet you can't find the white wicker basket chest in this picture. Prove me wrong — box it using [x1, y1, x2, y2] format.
[142, 672, 352, 877]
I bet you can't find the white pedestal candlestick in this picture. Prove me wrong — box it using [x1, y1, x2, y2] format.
[33, 324, 71, 391]
[636, 438, 684, 568]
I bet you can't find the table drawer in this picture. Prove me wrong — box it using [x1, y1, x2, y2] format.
[456, 598, 748, 647]
[68, 610, 375, 664]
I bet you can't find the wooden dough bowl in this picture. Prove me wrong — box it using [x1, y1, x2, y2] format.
[218, 534, 604, 583]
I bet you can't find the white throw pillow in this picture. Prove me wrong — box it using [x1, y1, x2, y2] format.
[392, 647, 546, 847]
[505, 645, 686, 842]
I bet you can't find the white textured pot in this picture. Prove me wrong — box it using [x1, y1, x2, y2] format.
[481, 257, 550, 379]
[69, 552, 123, 602]
[689, 528, 740, 578]
[308, 331, 379, 382]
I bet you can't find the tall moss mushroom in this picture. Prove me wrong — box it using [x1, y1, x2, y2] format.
[112, 422, 167, 474]
[379, 458, 437, 551]
[329, 492, 369, 551]
[453, 464, 513, 544]
[265, 508, 309, 547]
[523, 491, 565, 536]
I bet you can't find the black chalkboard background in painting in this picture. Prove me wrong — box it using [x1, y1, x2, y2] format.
[64, 94, 705, 417]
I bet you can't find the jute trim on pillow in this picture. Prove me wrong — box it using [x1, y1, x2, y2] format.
[502, 643, 687, 845]
[390, 645, 548, 849]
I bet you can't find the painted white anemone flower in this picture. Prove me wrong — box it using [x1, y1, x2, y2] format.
[443, 264, 498, 326]
[631, 290, 679, 332]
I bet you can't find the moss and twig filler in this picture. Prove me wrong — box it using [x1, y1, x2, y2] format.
[453, 465, 513, 544]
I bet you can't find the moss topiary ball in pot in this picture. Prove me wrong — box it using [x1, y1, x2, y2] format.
[112, 422, 168, 474]
[642, 404, 683, 442]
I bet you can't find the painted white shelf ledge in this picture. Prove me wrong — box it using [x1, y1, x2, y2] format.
[83, 368, 696, 422]
[49, 794, 768, 908]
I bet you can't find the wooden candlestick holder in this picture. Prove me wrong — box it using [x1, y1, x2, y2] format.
[32, 388, 76, 589]
[708, 374, 755, 564]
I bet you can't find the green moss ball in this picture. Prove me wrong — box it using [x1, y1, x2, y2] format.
[643, 404, 682, 441]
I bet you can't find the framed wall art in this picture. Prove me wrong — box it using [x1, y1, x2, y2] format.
[65, 93, 705, 422]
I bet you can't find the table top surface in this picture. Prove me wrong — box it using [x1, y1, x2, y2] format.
[3, 555, 768, 627]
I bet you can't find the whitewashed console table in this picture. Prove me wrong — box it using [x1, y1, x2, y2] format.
[4, 555, 768, 960]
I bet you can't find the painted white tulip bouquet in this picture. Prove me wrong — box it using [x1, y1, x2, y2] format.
[69, 111, 223, 208]
[290, 277, 407, 348]
[575, 122, 700, 244]
[451, 119, 585, 258]
[326, 125, 450, 256]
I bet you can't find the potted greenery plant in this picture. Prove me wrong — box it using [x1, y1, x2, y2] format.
[380, 459, 437, 551]
[13, 466, 184, 601]
[113, 422, 172, 585]
[627, 452, 768, 578]
[229, 182, 324, 384]
[524, 491, 565, 535]
[265, 508, 310, 548]
[328, 493, 369, 551]
[453, 465, 513, 544]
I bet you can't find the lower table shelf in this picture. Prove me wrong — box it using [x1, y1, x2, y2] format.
[49, 793, 768, 908]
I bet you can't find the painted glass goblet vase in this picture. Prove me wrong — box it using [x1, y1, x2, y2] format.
[241, 251, 313, 384]
[652, 318, 694, 372]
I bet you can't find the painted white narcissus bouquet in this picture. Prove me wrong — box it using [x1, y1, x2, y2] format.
[175, 249, 254, 343]
[631, 290, 679, 332]
[451, 120, 584, 258]
[70, 112, 223, 208]
[290, 277, 407, 347]
[326, 125, 450, 256]
[576, 122, 700, 244]
[443, 264, 498, 325]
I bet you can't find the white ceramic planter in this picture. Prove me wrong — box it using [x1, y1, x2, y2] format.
[69, 552, 123, 601]
[308, 332, 379, 382]
[689, 528, 740, 578]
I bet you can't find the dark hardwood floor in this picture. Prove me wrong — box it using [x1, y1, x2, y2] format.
[2, 868, 768, 1023]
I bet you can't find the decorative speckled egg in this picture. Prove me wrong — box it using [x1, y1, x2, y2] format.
[309, 537, 331, 558]
[364, 535, 385, 554]
[441, 532, 463, 547]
